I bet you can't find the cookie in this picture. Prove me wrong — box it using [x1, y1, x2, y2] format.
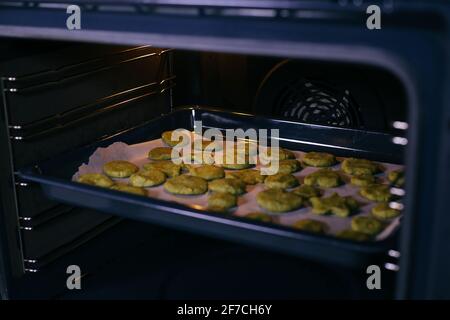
[256, 189, 303, 212]
[310, 192, 358, 217]
[208, 178, 246, 195]
[161, 129, 191, 147]
[341, 158, 380, 176]
[304, 169, 341, 188]
[264, 173, 299, 189]
[221, 150, 253, 170]
[177, 148, 215, 166]
[233, 141, 258, 156]
[260, 147, 295, 163]
[336, 229, 370, 242]
[225, 169, 265, 185]
[276, 159, 302, 174]
[371, 202, 401, 220]
[388, 170, 405, 187]
[103, 160, 138, 178]
[302, 152, 336, 167]
[351, 216, 384, 236]
[243, 212, 273, 223]
[208, 192, 237, 212]
[143, 161, 182, 177]
[360, 184, 392, 202]
[110, 183, 147, 196]
[292, 219, 328, 234]
[129, 169, 166, 187]
[187, 164, 225, 181]
[77, 173, 114, 188]
[148, 147, 174, 161]
[164, 175, 208, 195]
[291, 185, 321, 199]
[350, 174, 376, 187]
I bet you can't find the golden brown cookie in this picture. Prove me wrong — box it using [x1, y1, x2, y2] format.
[225, 169, 265, 185]
[264, 173, 299, 189]
[220, 150, 254, 170]
[304, 169, 341, 188]
[208, 192, 237, 212]
[208, 178, 246, 195]
[276, 159, 302, 174]
[110, 183, 147, 196]
[259, 147, 295, 163]
[143, 161, 182, 177]
[291, 185, 321, 199]
[232, 140, 258, 156]
[187, 164, 225, 181]
[371, 202, 401, 220]
[341, 158, 380, 176]
[302, 152, 336, 167]
[77, 173, 114, 188]
[351, 216, 384, 236]
[310, 192, 358, 217]
[360, 184, 392, 202]
[103, 160, 138, 178]
[148, 147, 174, 161]
[163, 175, 208, 195]
[129, 169, 166, 187]
[162, 129, 191, 147]
[350, 174, 376, 187]
[256, 189, 303, 212]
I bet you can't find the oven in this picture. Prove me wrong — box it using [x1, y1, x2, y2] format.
[0, 0, 449, 300]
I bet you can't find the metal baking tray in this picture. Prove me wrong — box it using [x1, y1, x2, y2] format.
[18, 106, 404, 268]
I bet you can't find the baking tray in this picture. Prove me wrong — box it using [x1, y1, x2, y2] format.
[18, 106, 404, 268]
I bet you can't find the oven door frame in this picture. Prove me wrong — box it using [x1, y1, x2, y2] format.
[0, 1, 449, 299]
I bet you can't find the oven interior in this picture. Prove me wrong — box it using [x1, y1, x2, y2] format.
[0, 39, 408, 299]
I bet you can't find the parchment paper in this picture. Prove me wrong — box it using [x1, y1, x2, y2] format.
[73, 138, 404, 241]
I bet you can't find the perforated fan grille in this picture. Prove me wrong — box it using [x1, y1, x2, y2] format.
[277, 79, 362, 128]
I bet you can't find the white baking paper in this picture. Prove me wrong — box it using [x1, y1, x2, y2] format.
[73, 138, 404, 241]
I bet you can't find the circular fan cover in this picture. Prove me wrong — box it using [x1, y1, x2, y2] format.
[277, 79, 361, 128]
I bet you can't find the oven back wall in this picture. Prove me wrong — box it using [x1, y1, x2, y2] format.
[173, 51, 407, 134]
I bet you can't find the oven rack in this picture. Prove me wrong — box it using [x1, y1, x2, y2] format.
[18, 106, 405, 268]
[7, 75, 176, 141]
[2, 47, 172, 93]
[1, 45, 172, 125]
[23, 216, 122, 272]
